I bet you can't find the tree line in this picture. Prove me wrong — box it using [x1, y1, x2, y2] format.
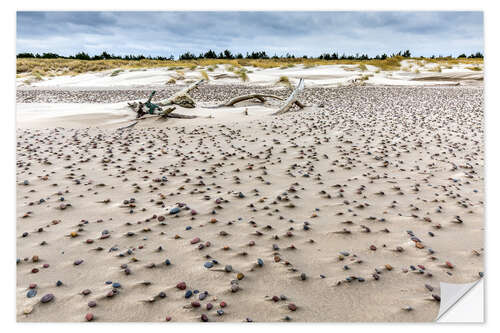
[16, 49, 484, 60]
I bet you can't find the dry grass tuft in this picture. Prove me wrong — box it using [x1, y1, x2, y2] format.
[110, 69, 123, 77]
[428, 66, 442, 72]
[200, 70, 209, 81]
[358, 64, 368, 71]
[466, 65, 482, 71]
[276, 75, 292, 88]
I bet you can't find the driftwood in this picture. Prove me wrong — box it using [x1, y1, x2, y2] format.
[273, 78, 305, 115]
[165, 113, 197, 119]
[117, 121, 138, 130]
[208, 94, 284, 108]
[157, 107, 197, 119]
[157, 79, 205, 108]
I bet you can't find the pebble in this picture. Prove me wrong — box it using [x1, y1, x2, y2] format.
[40, 293, 54, 303]
[169, 207, 180, 215]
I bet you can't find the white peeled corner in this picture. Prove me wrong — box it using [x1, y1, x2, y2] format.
[436, 279, 484, 322]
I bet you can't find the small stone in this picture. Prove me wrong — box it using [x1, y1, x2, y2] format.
[88, 301, 97, 308]
[85, 313, 94, 321]
[237, 272, 244, 280]
[204, 262, 214, 269]
[169, 207, 180, 215]
[206, 303, 213, 310]
[165, 316, 172, 322]
[40, 293, 54, 303]
[201, 314, 209, 322]
[176, 282, 186, 290]
[27, 289, 37, 298]
[288, 303, 297, 311]
[74, 259, 84, 265]
[185, 290, 193, 298]
[191, 237, 200, 244]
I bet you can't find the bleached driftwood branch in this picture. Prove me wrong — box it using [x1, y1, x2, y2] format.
[157, 79, 205, 108]
[273, 78, 305, 115]
[207, 94, 284, 108]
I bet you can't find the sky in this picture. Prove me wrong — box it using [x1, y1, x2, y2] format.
[16, 11, 484, 58]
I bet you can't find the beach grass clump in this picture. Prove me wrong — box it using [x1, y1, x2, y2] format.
[166, 78, 176, 84]
[368, 56, 402, 71]
[276, 75, 292, 88]
[200, 70, 209, 81]
[359, 73, 374, 81]
[466, 65, 482, 71]
[358, 64, 368, 71]
[110, 69, 124, 77]
[236, 69, 249, 82]
[428, 66, 442, 72]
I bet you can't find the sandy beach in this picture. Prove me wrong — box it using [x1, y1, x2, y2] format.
[16, 65, 484, 322]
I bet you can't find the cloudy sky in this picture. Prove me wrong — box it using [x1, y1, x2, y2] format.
[16, 11, 484, 58]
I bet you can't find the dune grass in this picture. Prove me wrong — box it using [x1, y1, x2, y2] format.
[276, 75, 292, 88]
[466, 65, 482, 71]
[16, 57, 483, 78]
[428, 66, 442, 73]
[110, 69, 124, 77]
[200, 70, 209, 81]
